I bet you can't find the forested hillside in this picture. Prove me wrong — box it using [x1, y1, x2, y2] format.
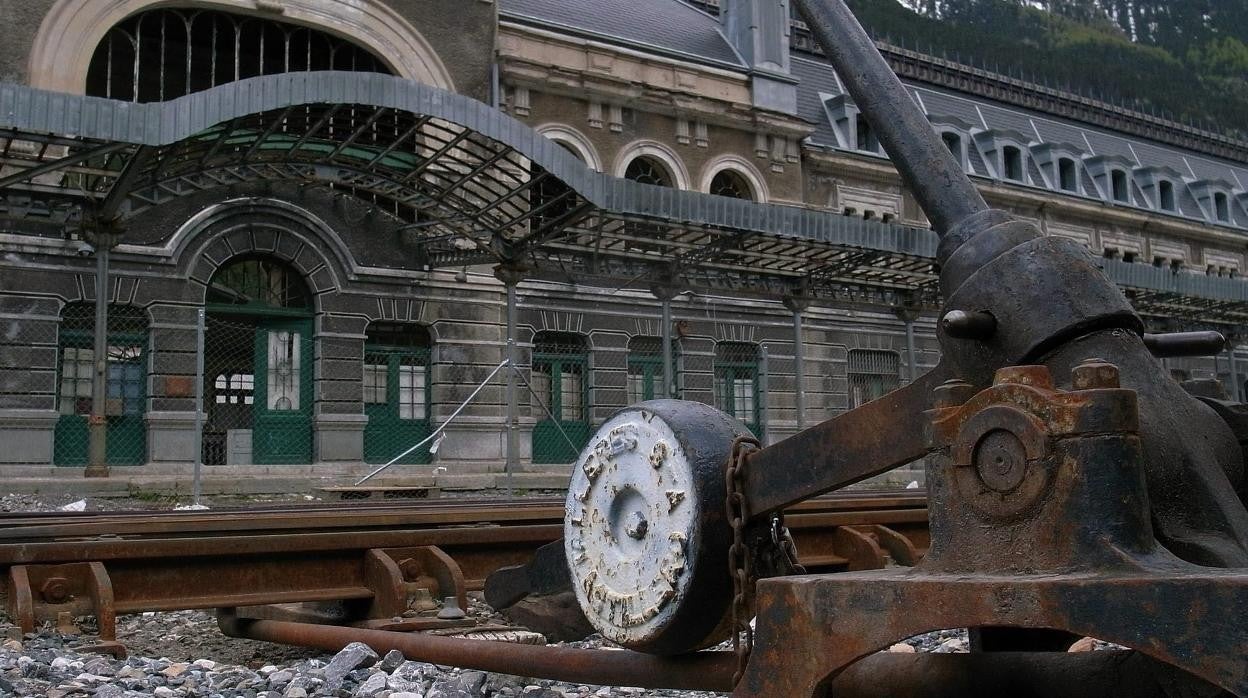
[841, 0, 1248, 141]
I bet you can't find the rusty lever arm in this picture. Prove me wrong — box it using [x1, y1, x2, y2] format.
[741, 364, 952, 519]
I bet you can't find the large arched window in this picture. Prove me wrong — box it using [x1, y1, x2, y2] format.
[624, 156, 675, 187]
[55, 304, 149, 465]
[206, 257, 312, 311]
[364, 323, 433, 464]
[85, 8, 393, 102]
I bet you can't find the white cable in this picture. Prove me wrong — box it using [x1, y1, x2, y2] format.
[354, 359, 509, 486]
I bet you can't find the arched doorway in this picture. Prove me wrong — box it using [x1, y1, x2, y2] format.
[204, 256, 314, 465]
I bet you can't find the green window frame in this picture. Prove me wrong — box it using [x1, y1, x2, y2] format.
[714, 342, 760, 435]
[626, 336, 680, 402]
[531, 332, 592, 464]
[54, 305, 149, 466]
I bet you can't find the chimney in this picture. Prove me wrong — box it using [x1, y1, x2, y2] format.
[721, 0, 798, 114]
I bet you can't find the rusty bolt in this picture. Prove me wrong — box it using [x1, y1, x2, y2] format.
[40, 577, 70, 604]
[1072, 358, 1120, 390]
[933, 379, 977, 409]
[993, 365, 1053, 389]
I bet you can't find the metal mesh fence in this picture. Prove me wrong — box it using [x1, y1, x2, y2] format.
[528, 331, 592, 465]
[6, 297, 946, 489]
[713, 341, 764, 438]
[201, 316, 317, 466]
[51, 303, 149, 466]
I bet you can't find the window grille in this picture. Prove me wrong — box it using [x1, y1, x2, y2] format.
[848, 350, 900, 408]
[624, 157, 674, 187]
[1111, 170, 1130, 203]
[207, 257, 312, 310]
[86, 8, 392, 102]
[709, 170, 753, 200]
[1215, 193, 1231, 222]
[856, 114, 880, 153]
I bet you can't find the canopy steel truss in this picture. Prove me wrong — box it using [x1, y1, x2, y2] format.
[0, 73, 1246, 332]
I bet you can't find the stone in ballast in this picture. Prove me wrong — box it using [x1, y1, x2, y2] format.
[322, 642, 379, 691]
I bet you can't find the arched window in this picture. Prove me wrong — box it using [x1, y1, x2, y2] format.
[1058, 158, 1078, 192]
[86, 8, 392, 102]
[709, 170, 754, 201]
[627, 336, 680, 402]
[1159, 181, 1176, 211]
[1002, 146, 1024, 182]
[1215, 192, 1231, 222]
[207, 257, 312, 311]
[55, 304, 149, 465]
[624, 156, 674, 187]
[532, 331, 592, 463]
[1111, 170, 1130, 203]
[848, 350, 900, 408]
[364, 323, 433, 464]
[714, 342, 760, 436]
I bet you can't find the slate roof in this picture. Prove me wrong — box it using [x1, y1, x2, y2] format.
[501, 0, 1248, 229]
[498, 0, 744, 68]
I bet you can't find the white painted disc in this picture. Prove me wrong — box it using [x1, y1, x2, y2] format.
[563, 407, 698, 648]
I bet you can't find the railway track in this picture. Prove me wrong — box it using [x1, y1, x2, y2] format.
[0, 490, 927, 656]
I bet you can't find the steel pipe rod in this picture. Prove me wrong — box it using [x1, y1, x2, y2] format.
[790, 0, 988, 235]
[217, 616, 736, 692]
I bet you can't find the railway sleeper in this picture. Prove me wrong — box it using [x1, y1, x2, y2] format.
[4, 545, 467, 658]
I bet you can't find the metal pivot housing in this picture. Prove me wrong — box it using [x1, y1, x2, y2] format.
[736, 364, 1248, 696]
[563, 400, 751, 654]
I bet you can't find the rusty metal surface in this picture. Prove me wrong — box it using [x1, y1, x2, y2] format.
[218, 614, 737, 693]
[738, 365, 1248, 696]
[740, 365, 951, 517]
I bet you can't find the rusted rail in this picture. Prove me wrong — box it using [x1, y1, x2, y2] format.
[0, 491, 926, 656]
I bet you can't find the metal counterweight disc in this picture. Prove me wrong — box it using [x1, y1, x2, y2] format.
[563, 400, 750, 655]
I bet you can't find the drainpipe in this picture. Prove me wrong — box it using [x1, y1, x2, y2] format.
[893, 305, 922, 384]
[783, 295, 810, 431]
[651, 284, 680, 400]
[495, 266, 525, 493]
[86, 230, 116, 479]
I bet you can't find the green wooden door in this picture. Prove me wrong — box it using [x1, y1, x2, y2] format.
[715, 362, 760, 437]
[532, 353, 592, 464]
[363, 346, 432, 464]
[252, 319, 313, 464]
[54, 333, 147, 466]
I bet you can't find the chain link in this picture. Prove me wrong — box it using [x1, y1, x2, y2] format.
[725, 435, 758, 688]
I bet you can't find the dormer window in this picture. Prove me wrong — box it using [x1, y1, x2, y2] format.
[1003, 146, 1024, 182]
[1215, 192, 1230, 222]
[1058, 158, 1078, 192]
[856, 114, 879, 154]
[1111, 170, 1130, 203]
[941, 132, 961, 158]
[1159, 181, 1176, 212]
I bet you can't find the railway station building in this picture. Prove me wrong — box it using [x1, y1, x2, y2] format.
[1, 0, 1247, 489]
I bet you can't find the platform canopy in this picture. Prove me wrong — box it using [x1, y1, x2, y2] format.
[1, 73, 1246, 330]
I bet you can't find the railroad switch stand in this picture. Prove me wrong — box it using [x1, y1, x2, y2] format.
[737, 363, 1248, 696]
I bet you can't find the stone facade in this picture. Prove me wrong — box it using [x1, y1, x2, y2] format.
[0, 0, 1243, 473]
